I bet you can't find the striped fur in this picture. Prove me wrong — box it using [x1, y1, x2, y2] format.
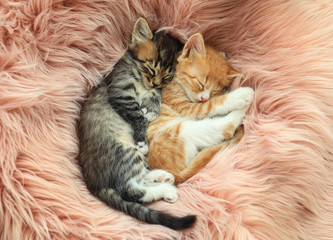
[147, 33, 254, 183]
[78, 18, 195, 230]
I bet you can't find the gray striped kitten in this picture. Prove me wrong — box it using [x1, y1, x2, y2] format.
[78, 18, 195, 230]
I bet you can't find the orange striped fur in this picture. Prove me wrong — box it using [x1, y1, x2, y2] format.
[147, 33, 246, 183]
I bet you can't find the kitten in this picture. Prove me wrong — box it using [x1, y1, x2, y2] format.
[78, 18, 195, 230]
[147, 33, 254, 183]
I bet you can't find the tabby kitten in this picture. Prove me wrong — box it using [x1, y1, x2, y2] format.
[147, 33, 254, 183]
[78, 18, 195, 230]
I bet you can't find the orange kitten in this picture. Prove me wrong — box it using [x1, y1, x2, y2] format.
[147, 33, 254, 183]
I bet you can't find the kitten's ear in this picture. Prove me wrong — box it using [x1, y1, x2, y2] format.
[180, 33, 206, 60]
[227, 68, 245, 80]
[131, 17, 153, 43]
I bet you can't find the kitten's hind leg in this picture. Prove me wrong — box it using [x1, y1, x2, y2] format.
[129, 179, 178, 203]
[177, 126, 245, 183]
[143, 169, 175, 186]
[181, 109, 246, 163]
[142, 183, 178, 203]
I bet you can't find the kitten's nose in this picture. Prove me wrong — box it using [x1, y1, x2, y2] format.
[201, 97, 208, 102]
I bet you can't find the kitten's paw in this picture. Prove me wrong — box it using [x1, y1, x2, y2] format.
[222, 122, 236, 139]
[163, 185, 178, 203]
[141, 107, 148, 115]
[136, 141, 149, 155]
[144, 169, 175, 185]
[142, 108, 158, 122]
[145, 112, 158, 122]
[230, 87, 254, 110]
[224, 109, 247, 130]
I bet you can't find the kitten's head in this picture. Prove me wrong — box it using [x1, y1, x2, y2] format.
[129, 18, 183, 89]
[176, 33, 243, 102]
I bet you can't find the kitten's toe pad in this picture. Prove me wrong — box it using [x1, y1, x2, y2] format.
[163, 186, 178, 203]
[136, 142, 149, 155]
[145, 170, 175, 184]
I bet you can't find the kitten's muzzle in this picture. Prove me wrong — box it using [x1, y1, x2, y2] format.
[152, 83, 163, 88]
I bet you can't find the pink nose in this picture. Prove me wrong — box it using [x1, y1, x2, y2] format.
[201, 97, 208, 102]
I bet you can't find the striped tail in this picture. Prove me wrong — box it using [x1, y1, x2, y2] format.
[97, 188, 196, 230]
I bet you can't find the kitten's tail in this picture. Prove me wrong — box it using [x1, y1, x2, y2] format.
[96, 188, 196, 230]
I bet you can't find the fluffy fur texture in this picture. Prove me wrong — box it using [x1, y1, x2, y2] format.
[78, 17, 195, 230]
[1, 0, 333, 239]
[147, 33, 254, 183]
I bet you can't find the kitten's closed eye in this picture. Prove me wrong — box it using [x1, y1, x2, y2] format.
[163, 75, 173, 82]
[197, 80, 204, 90]
[147, 67, 156, 76]
[211, 90, 220, 96]
[143, 62, 156, 77]
[187, 75, 204, 90]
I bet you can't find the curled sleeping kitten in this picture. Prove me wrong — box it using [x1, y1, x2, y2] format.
[147, 33, 254, 183]
[78, 18, 195, 230]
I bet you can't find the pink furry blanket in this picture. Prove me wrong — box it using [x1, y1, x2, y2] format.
[1, 0, 333, 239]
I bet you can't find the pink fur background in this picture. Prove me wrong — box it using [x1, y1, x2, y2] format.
[1, 0, 333, 239]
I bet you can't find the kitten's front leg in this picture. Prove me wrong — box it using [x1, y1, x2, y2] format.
[212, 87, 254, 117]
[141, 89, 161, 122]
[132, 117, 149, 155]
[109, 89, 150, 155]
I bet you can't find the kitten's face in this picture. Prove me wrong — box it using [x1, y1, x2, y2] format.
[176, 33, 243, 102]
[129, 18, 182, 89]
[140, 56, 174, 89]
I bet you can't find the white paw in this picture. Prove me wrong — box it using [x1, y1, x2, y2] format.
[136, 141, 149, 155]
[141, 108, 148, 115]
[230, 87, 254, 110]
[141, 108, 158, 122]
[163, 185, 178, 203]
[145, 112, 158, 122]
[144, 169, 175, 185]
[225, 109, 246, 129]
[227, 109, 246, 121]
